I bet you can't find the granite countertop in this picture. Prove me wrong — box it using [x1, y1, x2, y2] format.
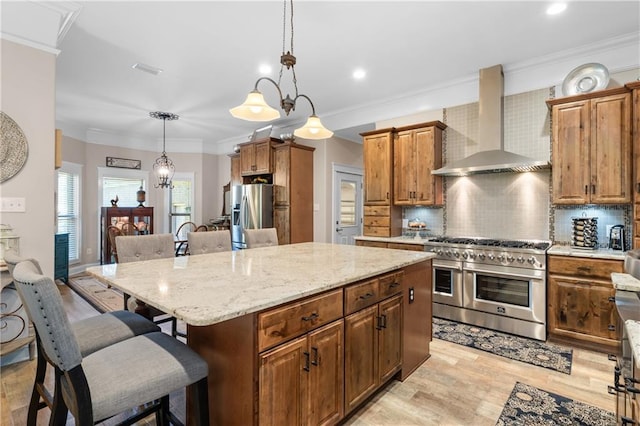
[547, 245, 627, 260]
[626, 320, 640, 369]
[354, 235, 432, 245]
[86, 242, 435, 327]
[612, 273, 640, 291]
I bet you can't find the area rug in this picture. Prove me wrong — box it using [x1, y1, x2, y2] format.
[66, 274, 123, 313]
[496, 382, 614, 426]
[433, 317, 573, 374]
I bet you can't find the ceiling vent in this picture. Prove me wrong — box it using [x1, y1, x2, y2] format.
[131, 63, 163, 76]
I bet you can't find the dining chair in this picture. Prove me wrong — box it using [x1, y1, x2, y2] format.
[244, 228, 279, 248]
[188, 230, 232, 255]
[12, 260, 209, 425]
[3, 252, 160, 426]
[115, 233, 181, 337]
[120, 222, 139, 236]
[106, 225, 122, 264]
[195, 224, 209, 232]
[175, 221, 197, 256]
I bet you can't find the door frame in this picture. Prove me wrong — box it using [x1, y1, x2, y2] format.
[331, 163, 364, 244]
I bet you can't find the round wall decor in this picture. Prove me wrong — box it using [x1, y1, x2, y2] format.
[0, 112, 29, 183]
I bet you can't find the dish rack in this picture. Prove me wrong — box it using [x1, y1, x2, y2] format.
[571, 217, 598, 250]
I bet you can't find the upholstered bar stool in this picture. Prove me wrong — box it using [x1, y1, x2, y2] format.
[12, 260, 209, 425]
[244, 228, 279, 248]
[188, 230, 232, 254]
[115, 233, 180, 336]
[3, 252, 160, 426]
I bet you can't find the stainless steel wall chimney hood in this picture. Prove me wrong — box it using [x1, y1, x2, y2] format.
[432, 65, 550, 176]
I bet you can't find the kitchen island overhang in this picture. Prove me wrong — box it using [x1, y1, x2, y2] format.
[86, 242, 435, 425]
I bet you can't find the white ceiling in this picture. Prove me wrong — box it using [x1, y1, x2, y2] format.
[5, 1, 640, 154]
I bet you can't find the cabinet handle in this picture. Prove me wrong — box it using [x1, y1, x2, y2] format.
[358, 293, 374, 300]
[380, 314, 387, 329]
[608, 324, 616, 331]
[637, 182, 640, 193]
[576, 266, 591, 273]
[386, 192, 389, 200]
[376, 315, 383, 330]
[311, 347, 319, 366]
[303, 352, 310, 372]
[608, 296, 615, 303]
[302, 312, 319, 322]
[591, 184, 596, 194]
[584, 185, 588, 195]
[389, 282, 400, 288]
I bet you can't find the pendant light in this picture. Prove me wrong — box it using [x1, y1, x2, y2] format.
[229, 0, 333, 140]
[150, 111, 179, 189]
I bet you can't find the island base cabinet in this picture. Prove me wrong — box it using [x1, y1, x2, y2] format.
[259, 320, 344, 426]
[345, 295, 402, 414]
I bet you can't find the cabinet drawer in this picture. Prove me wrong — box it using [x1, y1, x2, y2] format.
[364, 205, 390, 216]
[363, 226, 392, 237]
[345, 279, 378, 315]
[258, 289, 343, 352]
[635, 220, 640, 237]
[548, 255, 624, 279]
[358, 241, 388, 248]
[364, 216, 390, 227]
[379, 272, 403, 298]
[387, 243, 424, 252]
[635, 204, 640, 217]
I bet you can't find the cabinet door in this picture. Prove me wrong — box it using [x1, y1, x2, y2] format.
[273, 147, 290, 205]
[344, 305, 379, 413]
[254, 140, 272, 174]
[259, 336, 308, 426]
[590, 93, 632, 204]
[307, 320, 344, 426]
[393, 130, 415, 205]
[551, 100, 591, 204]
[239, 143, 255, 175]
[363, 132, 393, 205]
[274, 205, 290, 245]
[230, 154, 241, 185]
[414, 127, 437, 205]
[378, 295, 402, 383]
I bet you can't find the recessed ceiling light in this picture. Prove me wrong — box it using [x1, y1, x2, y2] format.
[546, 2, 567, 15]
[259, 64, 272, 75]
[131, 63, 163, 76]
[352, 68, 366, 80]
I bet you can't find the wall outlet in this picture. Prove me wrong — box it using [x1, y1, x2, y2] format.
[0, 197, 26, 212]
[86, 247, 93, 255]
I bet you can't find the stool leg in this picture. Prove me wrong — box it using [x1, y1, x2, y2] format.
[156, 396, 170, 426]
[27, 344, 47, 426]
[49, 370, 68, 426]
[193, 377, 209, 426]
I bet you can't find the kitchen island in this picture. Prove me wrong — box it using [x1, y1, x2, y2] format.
[86, 242, 435, 425]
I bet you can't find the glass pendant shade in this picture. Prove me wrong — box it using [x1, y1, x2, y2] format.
[230, 90, 281, 121]
[153, 153, 174, 188]
[294, 115, 334, 140]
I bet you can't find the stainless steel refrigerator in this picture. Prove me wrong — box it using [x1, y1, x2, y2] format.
[231, 184, 274, 249]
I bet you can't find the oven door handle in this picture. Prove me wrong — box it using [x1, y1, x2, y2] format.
[464, 267, 541, 280]
[433, 262, 463, 271]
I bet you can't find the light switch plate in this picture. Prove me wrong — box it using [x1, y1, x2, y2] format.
[1, 197, 26, 212]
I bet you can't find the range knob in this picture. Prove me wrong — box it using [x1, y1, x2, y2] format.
[516, 256, 525, 263]
[487, 254, 495, 261]
[431, 248, 438, 253]
[497, 254, 505, 262]
[506, 255, 515, 263]
[527, 257, 537, 265]
[477, 253, 486, 260]
[468, 252, 477, 260]
[462, 252, 468, 259]
[437, 249, 443, 256]
[453, 251, 460, 258]
[445, 250, 452, 257]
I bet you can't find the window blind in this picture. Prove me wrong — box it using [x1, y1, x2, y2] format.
[57, 171, 79, 261]
[102, 177, 144, 207]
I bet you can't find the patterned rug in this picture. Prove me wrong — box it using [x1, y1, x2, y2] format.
[433, 317, 573, 374]
[497, 382, 615, 425]
[66, 275, 123, 313]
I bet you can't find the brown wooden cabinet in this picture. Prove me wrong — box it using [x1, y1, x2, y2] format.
[361, 128, 402, 237]
[239, 139, 274, 176]
[100, 207, 153, 264]
[547, 88, 632, 204]
[627, 81, 640, 248]
[229, 153, 241, 186]
[547, 255, 623, 352]
[393, 121, 445, 206]
[259, 320, 344, 426]
[273, 142, 315, 245]
[344, 294, 402, 414]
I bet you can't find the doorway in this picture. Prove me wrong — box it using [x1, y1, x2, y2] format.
[332, 164, 363, 245]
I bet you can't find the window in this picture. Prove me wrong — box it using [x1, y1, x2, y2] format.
[57, 162, 82, 262]
[102, 177, 145, 207]
[169, 175, 194, 233]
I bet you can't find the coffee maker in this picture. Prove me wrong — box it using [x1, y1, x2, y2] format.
[609, 224, 625, 250]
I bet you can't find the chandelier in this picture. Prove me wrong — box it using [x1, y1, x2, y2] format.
[150, 111, 179, 189]
[229, 0, 333, 140]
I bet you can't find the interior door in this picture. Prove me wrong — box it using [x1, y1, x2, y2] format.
[334, 170, 363, 245]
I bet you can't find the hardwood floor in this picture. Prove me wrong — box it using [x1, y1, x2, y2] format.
[1, 283, 615, 425]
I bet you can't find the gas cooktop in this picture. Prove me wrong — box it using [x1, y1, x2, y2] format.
[427, 236, 551, 251]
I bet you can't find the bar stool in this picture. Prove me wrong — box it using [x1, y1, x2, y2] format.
[188, 230, 232, 255]
[244, 228, 279, 248]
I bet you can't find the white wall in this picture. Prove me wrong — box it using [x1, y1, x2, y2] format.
[0, 39, 56, 275]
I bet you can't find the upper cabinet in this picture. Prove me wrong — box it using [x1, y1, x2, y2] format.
[627, 81, 640, 249]
[229, 153, 241, 186]
[393, 121, 445, 206]
[547, 87, 632, 205]
[240, 138, 276, 176]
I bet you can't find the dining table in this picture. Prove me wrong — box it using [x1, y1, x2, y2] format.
[85, 242, 435, 425]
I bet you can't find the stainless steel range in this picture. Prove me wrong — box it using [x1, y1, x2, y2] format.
[425, 237, 551, 341]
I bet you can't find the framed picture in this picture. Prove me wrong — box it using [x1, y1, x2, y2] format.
[106, 157, 141, 169]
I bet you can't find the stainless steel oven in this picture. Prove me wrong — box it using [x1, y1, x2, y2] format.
[432, 259, 463, 307]
[463, 263, 546, 325]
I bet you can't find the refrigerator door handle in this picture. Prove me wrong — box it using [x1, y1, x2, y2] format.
[240, 195, 248, 230]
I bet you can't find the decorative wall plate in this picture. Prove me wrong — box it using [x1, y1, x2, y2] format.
[561, 63, 610, 96]
[0, 112, 29, 183]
